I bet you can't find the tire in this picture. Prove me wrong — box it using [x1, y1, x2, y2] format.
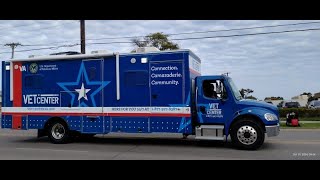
[48, 121, 70, 144]
[230, 119, 265, 150]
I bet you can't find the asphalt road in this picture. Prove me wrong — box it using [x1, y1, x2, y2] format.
[0, 128, 319, 160]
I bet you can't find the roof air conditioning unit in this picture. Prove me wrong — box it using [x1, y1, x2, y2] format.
[91, 50, 109, 54]
[135, 47, 160, 53]
[29, 55, 44, 58]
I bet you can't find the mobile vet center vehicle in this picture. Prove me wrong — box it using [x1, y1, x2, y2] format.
[1, 48, 279, 150]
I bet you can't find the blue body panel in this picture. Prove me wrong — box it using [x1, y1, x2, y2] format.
[1, 50, 200, 135]
[1, 50, 279, 137]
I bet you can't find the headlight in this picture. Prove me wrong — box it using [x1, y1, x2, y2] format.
[264, 113, 278, 121]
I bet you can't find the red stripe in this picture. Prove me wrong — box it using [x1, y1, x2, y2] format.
[2, 112, 101, 116]
[108, 113, 190, 117]
[12, 62, 22, 129]
[2, 112, 191, 117]
[189, 68, 201, 76]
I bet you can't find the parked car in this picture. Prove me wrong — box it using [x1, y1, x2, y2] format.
[283, 101, 300, 108]
[308, 100, 320, 109]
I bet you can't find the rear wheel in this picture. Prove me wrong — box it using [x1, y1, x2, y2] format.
[48, 121, 70, 144]
[230, 119, 265, 150]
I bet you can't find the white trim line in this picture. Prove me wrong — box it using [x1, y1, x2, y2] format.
[10, 62, 13, 101]
[1, 107, 191, 114]
[9, 49, 198, 62]
[116, 52, 120, 100]
[9, 53, 115, 62]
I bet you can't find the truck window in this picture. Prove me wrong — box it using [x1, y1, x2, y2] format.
[125, 71, 148, 86]
[203, 79, 227, 99]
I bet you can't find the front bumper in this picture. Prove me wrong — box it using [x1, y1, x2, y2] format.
[265, 123, 280, 137]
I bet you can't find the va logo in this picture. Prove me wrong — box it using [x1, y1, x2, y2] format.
[15, 64, 26, 72]
[29, 63, 38, 73]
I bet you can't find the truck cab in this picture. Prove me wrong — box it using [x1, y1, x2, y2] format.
[194, 75, 280, 150]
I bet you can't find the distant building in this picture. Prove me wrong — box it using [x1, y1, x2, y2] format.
[314, 92, 320, 100]
[265, 99, 283, 106]
[264, 97, 284, 106]
[291, 94, 308, 107]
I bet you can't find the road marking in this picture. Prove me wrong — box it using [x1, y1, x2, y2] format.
[267, 139, 320, 145]
[280, 129, 320, 132]
[16, 148, 89, 153]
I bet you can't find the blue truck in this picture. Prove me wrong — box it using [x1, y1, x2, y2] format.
[1, 48, 279, 150]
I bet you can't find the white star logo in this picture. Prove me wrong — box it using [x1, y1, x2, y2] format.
[75, 83, 91, 101]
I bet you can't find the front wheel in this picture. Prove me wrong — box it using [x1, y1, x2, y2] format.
[48, 121, 70, 144]
[230, 119, 265, 150]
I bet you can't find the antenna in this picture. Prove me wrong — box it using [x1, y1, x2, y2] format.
[223, 72, 231, 76]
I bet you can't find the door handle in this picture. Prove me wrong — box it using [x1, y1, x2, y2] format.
[199, 106, 206, 114]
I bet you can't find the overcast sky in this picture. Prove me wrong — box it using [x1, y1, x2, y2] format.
[0, 20, 319, 100]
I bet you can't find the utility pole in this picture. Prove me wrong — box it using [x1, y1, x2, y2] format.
[80, 20, 86, 54]
[5, 43, 21, 59]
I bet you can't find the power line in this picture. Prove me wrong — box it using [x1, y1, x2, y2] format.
[86, 27, 320, 45]
[84, 20, 320, 41]
[171, 27, 320, 41]
[0, 44, 79, 54]
[166, 21, 320, 36]
[3, 20, 319, 48]
[0, 42, 77, 49]
[1, 27, 320, 55]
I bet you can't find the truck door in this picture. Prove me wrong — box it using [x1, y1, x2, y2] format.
[80, 59, 104, 133]
[196, 77, 233, 124]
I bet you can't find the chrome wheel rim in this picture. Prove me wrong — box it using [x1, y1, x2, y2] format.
[51, 123, 65, 140]
[237, 125, 257, 145]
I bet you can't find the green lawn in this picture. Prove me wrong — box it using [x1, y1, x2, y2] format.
[280, 122, 320, 129]
[280, 117, 320, 121]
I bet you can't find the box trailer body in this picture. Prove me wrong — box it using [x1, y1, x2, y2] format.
[1, 49, 279, 150]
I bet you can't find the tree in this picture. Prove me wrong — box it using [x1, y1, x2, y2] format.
[246, 95, 257, 100]
[240, 88, 254, 98]
[308, 96, 316, 102]
[300, 92, 312, 97]
[132, 32, 179, 51]
[264, 96, 283, 101]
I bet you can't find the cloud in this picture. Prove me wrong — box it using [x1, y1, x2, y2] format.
[0, 20, 320, 100]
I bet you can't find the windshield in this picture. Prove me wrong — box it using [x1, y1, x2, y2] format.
[228, 78, 242, 100]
